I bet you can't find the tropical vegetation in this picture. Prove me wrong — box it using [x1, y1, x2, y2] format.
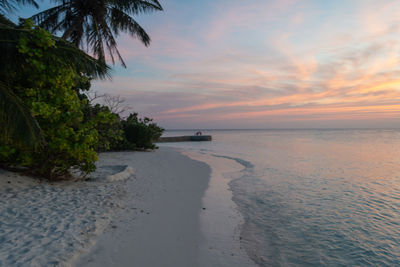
[0, 0, 164, 179]
[116, 113, 163, 150]
[31, 0, 163, 67]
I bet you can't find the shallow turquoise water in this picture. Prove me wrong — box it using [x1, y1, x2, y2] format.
[160, 129, 400, 266]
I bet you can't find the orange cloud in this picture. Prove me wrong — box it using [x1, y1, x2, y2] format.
[93, 0, 400, 128]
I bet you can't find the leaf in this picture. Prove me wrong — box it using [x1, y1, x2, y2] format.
[0, 80, 44, 148]
[30, 0, 163, 67]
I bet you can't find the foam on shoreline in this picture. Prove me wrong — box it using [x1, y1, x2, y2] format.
[1, 147, 257, 266]
[181, 150, 257, 266]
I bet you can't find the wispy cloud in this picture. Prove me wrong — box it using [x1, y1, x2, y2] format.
[94, 0, 400, 128]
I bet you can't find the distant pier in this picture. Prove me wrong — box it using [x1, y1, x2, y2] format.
[157, 135, 212, 143]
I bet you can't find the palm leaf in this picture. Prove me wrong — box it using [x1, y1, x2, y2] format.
[0, 25, 112, 79]
[0, 13, 14, 26]
[31, 4, 70, 34]
[110, 0, 163, 15]
[30, 0, 162, 67]
[0, 0, 39, 14]
[54, 35, 112, 80]
[0, 81, 43, 148]
[109, 7, 150, 45]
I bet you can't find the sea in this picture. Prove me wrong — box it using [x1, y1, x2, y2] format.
[159, 129, 400, 266]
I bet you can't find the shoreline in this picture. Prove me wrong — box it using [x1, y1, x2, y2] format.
[181, 150, 256, 266]
[0, 147, 256, 266]
[76, 147, 211, 266]
[77, 146, 256, 266]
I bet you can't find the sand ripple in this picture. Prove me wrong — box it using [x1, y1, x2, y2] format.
[0, 166, 131, 267]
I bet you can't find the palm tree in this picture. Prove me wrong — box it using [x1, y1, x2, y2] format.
[31, 0, 163, 67]
[0, 15, 111, 148]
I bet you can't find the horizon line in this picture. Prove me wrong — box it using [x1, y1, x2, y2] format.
[164, 127, 400, 131]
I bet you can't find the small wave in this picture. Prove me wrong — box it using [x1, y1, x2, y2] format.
[210, 154, 255, 170]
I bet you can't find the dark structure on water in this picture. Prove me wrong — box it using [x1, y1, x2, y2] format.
[157, 135, 212, 143]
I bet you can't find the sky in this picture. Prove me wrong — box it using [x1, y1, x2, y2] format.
[16, 0, 400, 129]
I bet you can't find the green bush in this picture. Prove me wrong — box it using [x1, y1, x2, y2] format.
[1, 22, 100, 179]
[0, 21, 163, 179]
[81, 101, 123, 152]
[115, 113, 164, 150]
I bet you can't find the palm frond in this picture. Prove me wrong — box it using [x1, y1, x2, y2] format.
[53, 36, 112, 80]
[102, 17, 126, 67]
[31, 4, 70, 33]
[0, 13, 14, 26]
[29, 0, 162, 67]
[15, 0, 38, 8]
[110, 0, 163, 15]
[0, 25, 111, 79]
[0, 0, 39, 14]
[0, 81, 43, 148]
[109, 7, 150, 45]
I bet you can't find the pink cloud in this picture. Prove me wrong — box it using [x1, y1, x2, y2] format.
[92, 0, 400, 128]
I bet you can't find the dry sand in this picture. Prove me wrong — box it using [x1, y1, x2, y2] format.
[0, 163, 128, 266]
[76, 147, 211, 266]
[0, 147, 256, 266]
[184, 151, 256, 267]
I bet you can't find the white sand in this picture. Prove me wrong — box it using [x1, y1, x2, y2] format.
[78, 147, 255, 266]
[0, 164, 129, 266]
[183, 151, 256, 266]
[76, 147, 211, 266]
[0, 147, 255, 266]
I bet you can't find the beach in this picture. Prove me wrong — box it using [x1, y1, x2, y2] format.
[0, 147, 254, 266]
[159, 129, 400, 266]
[3, 0, 400, 265]
[2, 130, 400, 266]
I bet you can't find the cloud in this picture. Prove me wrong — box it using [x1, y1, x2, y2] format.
[93, 0, 400, 128]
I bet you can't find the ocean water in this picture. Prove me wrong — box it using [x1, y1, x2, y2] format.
[160, 129, 400, 266]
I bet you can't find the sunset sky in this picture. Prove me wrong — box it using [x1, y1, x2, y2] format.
[19, 0, 400, 129]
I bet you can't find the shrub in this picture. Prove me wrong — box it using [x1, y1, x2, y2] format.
[0, 21, 163, 178]
[81, 101, 123, 152]
[116, 113, 164, 150]
[0, 22, 100, 179]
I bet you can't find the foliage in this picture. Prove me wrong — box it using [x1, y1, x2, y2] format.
[31, 0, 163, 67]
[0, 17, 111, 150]
[116, 113, 164, 150]
[0, 16, 45, 149]
[0, 17, 110, 140]
[0, 21, 106, 179]
[1, 3, 163, 179]
[81, 91, 162, 151]
[0, 18, 111, 80]
[0, 80, 43, 149]
[81, 93, 124, 152]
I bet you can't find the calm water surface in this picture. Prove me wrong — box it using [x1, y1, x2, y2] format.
[160, 129, 400, 266]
